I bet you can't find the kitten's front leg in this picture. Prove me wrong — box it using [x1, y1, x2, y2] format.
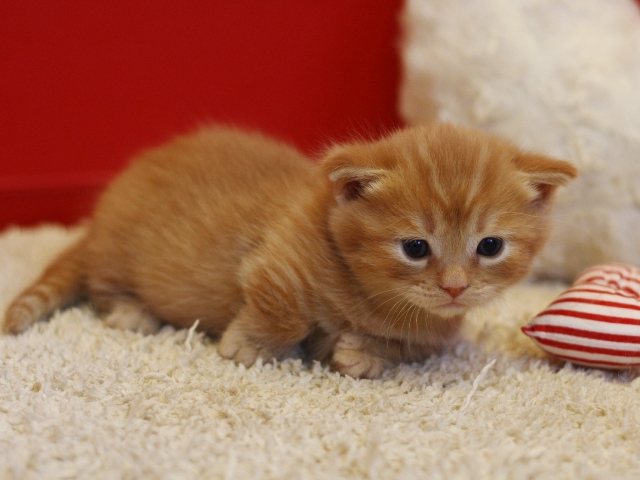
[217, 305, 299, 366]
[331, 332, 443, 379]
[218, 301, 311, 367]
[217, 237, 316, 368]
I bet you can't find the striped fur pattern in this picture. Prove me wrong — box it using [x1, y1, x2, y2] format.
[3, 124, 576, 378]
[3, 239, 87, 334]
[523, 263, 640, 369]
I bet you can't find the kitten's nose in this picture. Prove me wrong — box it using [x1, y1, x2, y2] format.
[439, 265, 469, 299]
[440, 286, 467, 299]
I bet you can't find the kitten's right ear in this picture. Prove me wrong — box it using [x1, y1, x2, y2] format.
[320, 146, 386, 204]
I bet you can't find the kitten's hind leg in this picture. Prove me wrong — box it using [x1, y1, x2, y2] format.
[91, 289, 159, 334]
[102, 300, 161, 335]
[105, 303, 161, 335]
[89, 278, 161, 335]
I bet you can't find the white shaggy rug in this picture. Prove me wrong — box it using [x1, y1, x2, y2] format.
[2, 225, 640, 479]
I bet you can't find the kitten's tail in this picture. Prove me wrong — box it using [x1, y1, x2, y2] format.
[3, 236, 87, 334]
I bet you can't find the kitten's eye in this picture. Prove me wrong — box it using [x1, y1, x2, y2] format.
[477, 237, 504, 257]
[402, 239, 430, 259]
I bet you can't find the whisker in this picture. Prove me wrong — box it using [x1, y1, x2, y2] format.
[383, 296, 410, 345]
[398, 300, 414, 352]
[405, 304, 420, 357]
[369, 292, 407, 320]
[351, 286, 410, 311]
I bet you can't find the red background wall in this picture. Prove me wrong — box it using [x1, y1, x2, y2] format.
[0, 1, 403, 229]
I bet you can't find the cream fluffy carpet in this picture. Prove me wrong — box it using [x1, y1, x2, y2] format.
[2, 226, 640, 479]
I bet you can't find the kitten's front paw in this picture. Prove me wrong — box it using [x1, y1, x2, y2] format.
[332, 349, 387, 379]
[218, 328, 276, 367]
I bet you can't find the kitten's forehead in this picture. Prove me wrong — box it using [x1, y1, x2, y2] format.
[415, 148, 509, 215]
[382, 126, 530, 237]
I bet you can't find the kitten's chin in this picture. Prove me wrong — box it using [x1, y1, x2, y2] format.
[431, 303, 468, 318]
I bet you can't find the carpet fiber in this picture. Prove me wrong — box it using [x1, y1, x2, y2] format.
[2, 226, 640, 479]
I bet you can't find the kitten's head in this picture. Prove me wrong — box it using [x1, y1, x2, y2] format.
[322, 124, 577, 319]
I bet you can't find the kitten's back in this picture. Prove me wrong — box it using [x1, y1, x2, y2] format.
[86, 127, 319, 330]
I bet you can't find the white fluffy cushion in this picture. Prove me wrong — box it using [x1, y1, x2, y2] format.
[400, 0, 640, 280]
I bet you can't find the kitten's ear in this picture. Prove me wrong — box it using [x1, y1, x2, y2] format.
[320, 146, 387, 204]
[514, 154, 577, 208]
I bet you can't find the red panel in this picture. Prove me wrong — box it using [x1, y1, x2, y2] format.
[0, 1, 403, 228]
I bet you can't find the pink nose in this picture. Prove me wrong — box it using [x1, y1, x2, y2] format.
[441, 286, 466, 299]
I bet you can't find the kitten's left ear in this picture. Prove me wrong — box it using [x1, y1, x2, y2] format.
[320, 145, 387, 205]
[514, 154, 578, 208]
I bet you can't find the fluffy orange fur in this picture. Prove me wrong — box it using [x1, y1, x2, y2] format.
[3, 124, 577, 378]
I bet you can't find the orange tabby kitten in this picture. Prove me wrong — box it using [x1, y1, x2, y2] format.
[3, 124, 576, 378]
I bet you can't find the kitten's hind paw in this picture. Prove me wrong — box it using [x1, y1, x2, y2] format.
[103, 302, 161, 335]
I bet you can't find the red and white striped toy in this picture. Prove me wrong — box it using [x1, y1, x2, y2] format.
[522, 263, 640, 369]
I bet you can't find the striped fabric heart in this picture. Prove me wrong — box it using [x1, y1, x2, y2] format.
[522, 263, 640, 369]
